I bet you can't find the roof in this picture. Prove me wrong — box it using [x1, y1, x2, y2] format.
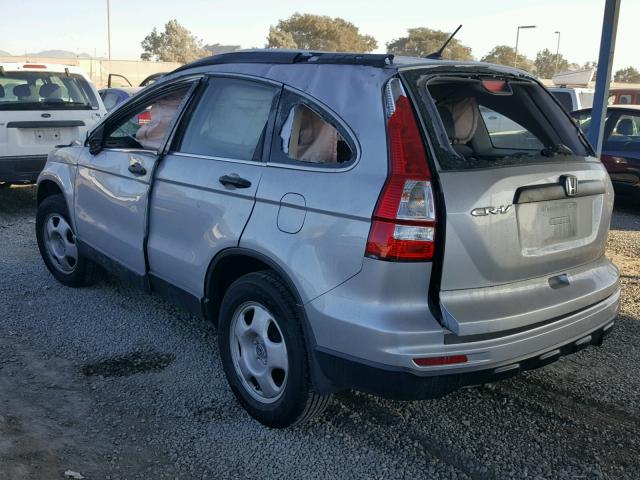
[170, 49, 534, 79]
[99, 87, 142, 95]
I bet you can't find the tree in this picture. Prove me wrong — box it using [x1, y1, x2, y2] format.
[386, 28, 473, 60]
[614, 66, 640, 83]
[141, 20, 206, 63]
[534, 48, 569, 79]
[266, 13, 377, 52]
[481, 45, 532, 71]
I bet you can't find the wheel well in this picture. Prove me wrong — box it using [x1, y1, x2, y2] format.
[205, 253, 277, 326]
[37, 180, 63, 205]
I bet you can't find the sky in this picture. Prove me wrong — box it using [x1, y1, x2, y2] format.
[1, 0, 637, 72]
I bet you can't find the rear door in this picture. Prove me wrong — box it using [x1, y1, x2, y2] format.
[146, 75, 281, 298]
[402, 69, 618, 336]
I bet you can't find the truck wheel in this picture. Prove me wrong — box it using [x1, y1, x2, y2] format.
[218, 270, 331, 428]
[36, 194, 100, 287]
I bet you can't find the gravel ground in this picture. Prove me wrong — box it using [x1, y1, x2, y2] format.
[1, 185, 638, 480]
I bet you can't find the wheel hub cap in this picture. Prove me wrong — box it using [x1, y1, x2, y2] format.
[229, 302, 288, 404]
[43, 214, 78, 274]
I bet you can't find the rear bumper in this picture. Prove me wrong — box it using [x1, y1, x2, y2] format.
[310, 285, 620, 399]
[314, 319, 615, 400]
[0, 155, 47, 183]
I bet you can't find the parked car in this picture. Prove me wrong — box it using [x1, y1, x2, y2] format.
[0, 63, 106, 184]
[98, 87, 142, 112]
[107, 72, 167, 88]
[35, 50, 620, 428]
[548, 86, 594, 111]
[608, 88, 640, 106]
[572, 105, 640, 196]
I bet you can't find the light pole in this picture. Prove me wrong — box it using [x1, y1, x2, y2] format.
[514, 25, 536, 68]
[554, 31, 561, 75]
[106, 0, 112, 60]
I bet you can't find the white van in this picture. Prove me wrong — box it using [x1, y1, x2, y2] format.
[0, 63, 106, 184]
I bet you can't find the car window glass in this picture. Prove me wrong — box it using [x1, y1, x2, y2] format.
[619, 94, 632, 105]
[104, 86, 189, 151]
[0, 71, 98, 110]
[102, 92, 119, 111]
[280, 104, 352, 164]
[609, 114, 640, 141]
[178, 78, 277, 161]
[551, 91, 573, 111]
[479, 105, 544, 150]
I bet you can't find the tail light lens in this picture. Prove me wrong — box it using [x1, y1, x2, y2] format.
[137, 110, 152, 125]
[365, 78, 436, 262]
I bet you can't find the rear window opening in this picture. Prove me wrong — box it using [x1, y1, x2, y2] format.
[0, 71, 98, 110]
[280, 104, 353, 164]
[404, 72, 591, 170]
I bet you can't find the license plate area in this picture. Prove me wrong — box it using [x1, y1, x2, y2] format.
[517, 198, 596, 256]
[34, 128, 61, 144]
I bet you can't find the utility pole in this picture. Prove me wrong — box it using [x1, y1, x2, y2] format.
[554, 31, 561, 75]
[514, 25, 536, 68]
[107, 0, 112, 60]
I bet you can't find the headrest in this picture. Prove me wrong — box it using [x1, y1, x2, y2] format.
[40, 83, 62, 99]
[13, 84, 31, 98]
[616, 118, 634, 136]
[439, 98, 479, 144]
[0, 85, 4, 98]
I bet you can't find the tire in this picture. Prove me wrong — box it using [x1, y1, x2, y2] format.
[36, 194, 100, 287]
[218, 270, 331, 428]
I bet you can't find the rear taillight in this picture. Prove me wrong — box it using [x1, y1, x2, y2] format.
[23, 64, 47, 69]
[137, 110, 151, 125]
[365, 78, 436, 262]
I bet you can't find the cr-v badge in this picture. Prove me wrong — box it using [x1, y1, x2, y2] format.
[471, 205, 512, 217]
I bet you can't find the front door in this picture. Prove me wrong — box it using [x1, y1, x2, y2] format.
[74, 80, 196, 279]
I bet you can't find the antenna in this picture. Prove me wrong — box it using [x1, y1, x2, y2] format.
[426, 25, 463, 59]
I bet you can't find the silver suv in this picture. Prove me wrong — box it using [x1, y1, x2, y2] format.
[36, 51, 620, 428]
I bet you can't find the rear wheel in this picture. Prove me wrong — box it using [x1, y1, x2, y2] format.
[36, 194, 100, 287]
[218, 270, 331, 428]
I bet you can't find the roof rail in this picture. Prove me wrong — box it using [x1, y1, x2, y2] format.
[171, 50, 394, 74]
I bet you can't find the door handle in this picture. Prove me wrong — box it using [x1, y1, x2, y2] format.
[219, 174, 251, 189]
[128, 161, 147, 176]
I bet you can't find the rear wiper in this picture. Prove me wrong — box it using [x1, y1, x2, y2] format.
[541, 144, 574, 157]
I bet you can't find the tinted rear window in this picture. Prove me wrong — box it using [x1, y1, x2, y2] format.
[403, 71, 590, 170]
[0, 71, 98, 110]
[551, 91, 573, 111]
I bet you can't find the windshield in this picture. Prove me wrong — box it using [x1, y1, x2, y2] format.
[0, 71, 98, 110]
[403, 71, 591, 170]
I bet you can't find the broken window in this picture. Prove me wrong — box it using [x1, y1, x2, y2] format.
[280, 104, 353, 165]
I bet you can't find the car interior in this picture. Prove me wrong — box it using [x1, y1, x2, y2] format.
[424, 77, 589, 168]
[281, 103, 352, 164]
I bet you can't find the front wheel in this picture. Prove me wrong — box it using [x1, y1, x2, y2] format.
[218, 271, 331, 428]
[36, 194, 100, 287]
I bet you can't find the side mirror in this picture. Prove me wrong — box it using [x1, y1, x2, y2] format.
[88, 126, 104, 155]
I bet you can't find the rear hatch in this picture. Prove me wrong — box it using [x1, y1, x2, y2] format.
[401, 66, 618, 337]
[0, 66, 103, 158]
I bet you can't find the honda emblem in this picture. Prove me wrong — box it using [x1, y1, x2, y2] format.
[562, 175, 578, 197]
